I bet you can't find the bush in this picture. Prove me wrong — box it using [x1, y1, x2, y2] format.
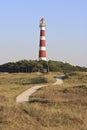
[31, 77, 48, 84]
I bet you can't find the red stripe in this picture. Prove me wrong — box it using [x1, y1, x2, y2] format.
[40, 30, 45, 36]
[40, 40, 46, 46]
[39, 50, 46, 57]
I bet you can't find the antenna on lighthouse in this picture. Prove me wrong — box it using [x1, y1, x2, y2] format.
[39, 18, 46, 61]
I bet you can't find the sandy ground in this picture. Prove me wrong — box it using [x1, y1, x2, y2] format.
[16, 78, 63, 103]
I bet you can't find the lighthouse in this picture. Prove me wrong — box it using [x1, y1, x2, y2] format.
[39, 18, 46, 61]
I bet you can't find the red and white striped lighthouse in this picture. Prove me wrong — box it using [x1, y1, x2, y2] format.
[39, 18, 46, 61]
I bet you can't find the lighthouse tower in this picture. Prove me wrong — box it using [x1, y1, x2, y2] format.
[39, 18, 46, 61]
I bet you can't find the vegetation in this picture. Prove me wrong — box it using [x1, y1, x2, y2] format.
[0, 60, 87, 73]
[0, 72, 87, 130]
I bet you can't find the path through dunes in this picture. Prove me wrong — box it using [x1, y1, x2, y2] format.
[16, 85, 45, 103]
[16, 77, 63, 103]
[53, 77, 64, 85]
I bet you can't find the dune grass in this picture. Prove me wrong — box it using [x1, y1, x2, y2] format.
[0, 72, 87, 130]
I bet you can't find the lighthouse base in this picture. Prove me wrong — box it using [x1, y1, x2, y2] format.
[39, 57, 47, 61]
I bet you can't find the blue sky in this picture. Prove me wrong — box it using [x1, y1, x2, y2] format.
[0, 0, 87, 66]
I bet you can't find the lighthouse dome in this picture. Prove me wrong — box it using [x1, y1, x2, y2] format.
[40, 18, 46, 27]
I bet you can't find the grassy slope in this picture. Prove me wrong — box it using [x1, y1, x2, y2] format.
[0, 72, 87, 130]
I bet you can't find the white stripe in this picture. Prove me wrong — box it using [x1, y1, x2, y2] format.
[39, 57, 46, 61]
[40, 27, 45, 30]
[40, 36, 46, 40]
[40, 47, 46, 50]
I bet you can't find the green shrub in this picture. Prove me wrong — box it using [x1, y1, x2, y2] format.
[31, 77, 48, 84]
